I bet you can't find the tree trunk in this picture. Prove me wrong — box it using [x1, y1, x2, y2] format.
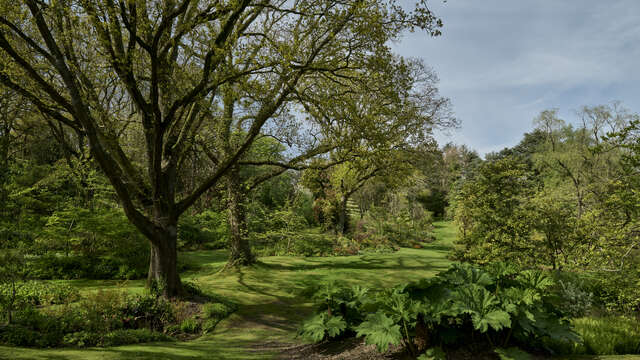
[147, 220, 182, 297]
[337, 196, 349, 235]
[226, 172, 255, 266]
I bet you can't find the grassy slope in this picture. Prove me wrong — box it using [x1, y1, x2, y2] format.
[1, 222, 637, 359]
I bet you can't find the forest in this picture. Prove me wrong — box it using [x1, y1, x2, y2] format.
[0, 1, 639, 359]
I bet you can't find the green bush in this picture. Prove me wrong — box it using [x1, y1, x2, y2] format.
[0, 324, 39, 347]
[101, 329, 173, 347]
[0, 289, 182, 348]
[253, 231, 336, 257]
[178, 210, 228, 250]
[119, 293, 175, 331]
[62, 331, 100, 347]
[590, 267, 640, 315]
[547, 271, 595, 318]
[29, 254, 147, 280]
[299, 263, 579, 356]
[0, 281, 80, 310]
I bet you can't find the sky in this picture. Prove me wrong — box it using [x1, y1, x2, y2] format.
[393, 0, 640, 156]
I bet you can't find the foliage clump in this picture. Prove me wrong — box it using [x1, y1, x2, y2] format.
[299, 263, 579, 357]
[0, 287, 236, 348]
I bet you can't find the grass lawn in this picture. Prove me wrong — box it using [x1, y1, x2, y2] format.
[2, 222, 638, 359]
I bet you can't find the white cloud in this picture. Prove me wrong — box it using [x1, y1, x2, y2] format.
[393, 0, 640, 155]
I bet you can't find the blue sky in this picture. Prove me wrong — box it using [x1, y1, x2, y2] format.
[393, 1, 640, 156]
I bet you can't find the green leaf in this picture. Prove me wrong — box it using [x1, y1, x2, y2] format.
[516, 270, 554, 291]
[299, 313, 346, 342]
[472, 309, 511, 332]
[325, 315, 347, 338]
[355, 311, 402, 352]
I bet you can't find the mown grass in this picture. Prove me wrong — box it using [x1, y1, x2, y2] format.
[0, 224, 455, 359]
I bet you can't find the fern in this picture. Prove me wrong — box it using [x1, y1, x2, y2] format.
[355, 311, 402, 352]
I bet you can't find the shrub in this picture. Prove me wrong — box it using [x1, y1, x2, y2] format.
[0, 324, 39, 347]
[0, 281, 80, 309]
[0, 290, 181, 348]
[553, 279, 593, 318]
[29, 254, 147, 280]
[253, 231, 336, 257]
[178, 210, 228, 250]
[101, 329, 172, 347]
[590, 267, 640, 315]
[120, 294, 175, 331]
[299, 263, 579, 357]
[62, 331, 100, 347]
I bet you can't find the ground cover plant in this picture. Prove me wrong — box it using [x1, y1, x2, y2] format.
[0, 280, 236, 348]
[298, 262, 581, 357]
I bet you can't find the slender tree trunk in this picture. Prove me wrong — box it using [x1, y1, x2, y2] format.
[0, 128, 9, 220]
[337, 196, 349, 235]
[226, 171, 255, 266]
[147, 206, 182, 297]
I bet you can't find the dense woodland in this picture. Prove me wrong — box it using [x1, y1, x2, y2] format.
[0, 0, 639, 359]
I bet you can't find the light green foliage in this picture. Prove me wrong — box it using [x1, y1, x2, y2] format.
[453, 285, 511, 332]
[299, 313, 347, 342]
[179, 318, 201, 334]
[547, 316, 640, 355]
[355, 311, 402, 352]
[452, 155, 537, 265]
[0, 281, 79, 309]
[452, 104, 640, 276]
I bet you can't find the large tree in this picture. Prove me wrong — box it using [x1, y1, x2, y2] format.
[0, 0, 443, 296]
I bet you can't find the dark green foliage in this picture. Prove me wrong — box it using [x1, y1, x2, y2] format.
[0, 289, 239, 348]
[178, 210, 228, 250]
[0, 324, 39, 347]
[300, 263, 579, 355]
[119, 294, 175, 331]
[0, 290, 178, 348]
[29, 254, 147, 280]
[101, 329, 173, 347]
[1, 160, 149, 281]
